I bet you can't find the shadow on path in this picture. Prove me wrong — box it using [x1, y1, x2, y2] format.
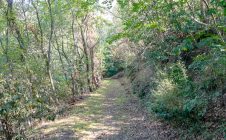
[29, 79, 178, 140]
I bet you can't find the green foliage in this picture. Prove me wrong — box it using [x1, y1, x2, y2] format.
[147, 63, 202, 120]
[103, 46, 126, 77]
[0, 0, 104, 139]
[0, 0, 225, 139]
[117, 0, 129, 8]
[116, 0, 226, 138]
[107, 32, 128, 44]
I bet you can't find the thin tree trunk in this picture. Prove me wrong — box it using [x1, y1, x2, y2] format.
[200, 0, 210, 23]
[80, 27, 93, 92]
[22, 0, 30, 45]
[6, 0, 25, 61]
[58, 36, 79, 97]
[32, 1, 45, 54]
[47, 0, 55, 91]
[54, 35, 68, 83]
[32, 1, 58, 92]
[90, 47, 99, 89]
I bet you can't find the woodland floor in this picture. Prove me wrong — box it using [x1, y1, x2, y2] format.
[29, 79, 178, 140]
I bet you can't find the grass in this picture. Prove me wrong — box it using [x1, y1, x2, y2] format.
[28, 79, 128, 139]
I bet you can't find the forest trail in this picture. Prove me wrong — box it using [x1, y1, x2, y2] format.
[29, 79, 177, 140]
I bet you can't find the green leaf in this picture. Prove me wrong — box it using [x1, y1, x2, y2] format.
[132, 2, 144, 12]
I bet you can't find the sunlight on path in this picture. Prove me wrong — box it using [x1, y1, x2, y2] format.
[31, 79, 129, 140]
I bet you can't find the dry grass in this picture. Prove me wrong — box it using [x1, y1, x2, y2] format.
[28, 80, 129, 140]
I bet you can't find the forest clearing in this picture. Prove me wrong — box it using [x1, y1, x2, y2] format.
[0, 0, 226, 139]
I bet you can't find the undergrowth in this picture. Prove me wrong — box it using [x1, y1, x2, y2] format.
[127, 58, 225, 139]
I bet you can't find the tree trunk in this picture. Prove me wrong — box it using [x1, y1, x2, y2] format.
[6, 0, 25, 61]
[80, 27, 93, 92]
[90, 48, 99, 88]
[47, 0, 55, 91]
[200, 0, 210, 23]
[32, 1, 56, 92]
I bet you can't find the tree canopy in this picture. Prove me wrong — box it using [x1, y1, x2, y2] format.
[0, 0, 225, 139]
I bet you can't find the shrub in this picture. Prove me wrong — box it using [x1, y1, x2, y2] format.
[145, 62, 209, 122]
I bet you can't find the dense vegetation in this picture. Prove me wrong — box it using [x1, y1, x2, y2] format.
[0, 0, 108, 139]
[108, 0, 226, 138]
[0, 0, 225, 139]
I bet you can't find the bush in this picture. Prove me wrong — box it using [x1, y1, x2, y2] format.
[103, 46, 126, 77]
[133, 62, 209, 122]
[103, 59, 125, 77]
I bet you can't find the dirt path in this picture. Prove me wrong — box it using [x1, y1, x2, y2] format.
[29, 79, 178, 140]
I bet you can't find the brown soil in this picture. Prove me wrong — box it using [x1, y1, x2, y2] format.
[28, 79, 178, 140]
